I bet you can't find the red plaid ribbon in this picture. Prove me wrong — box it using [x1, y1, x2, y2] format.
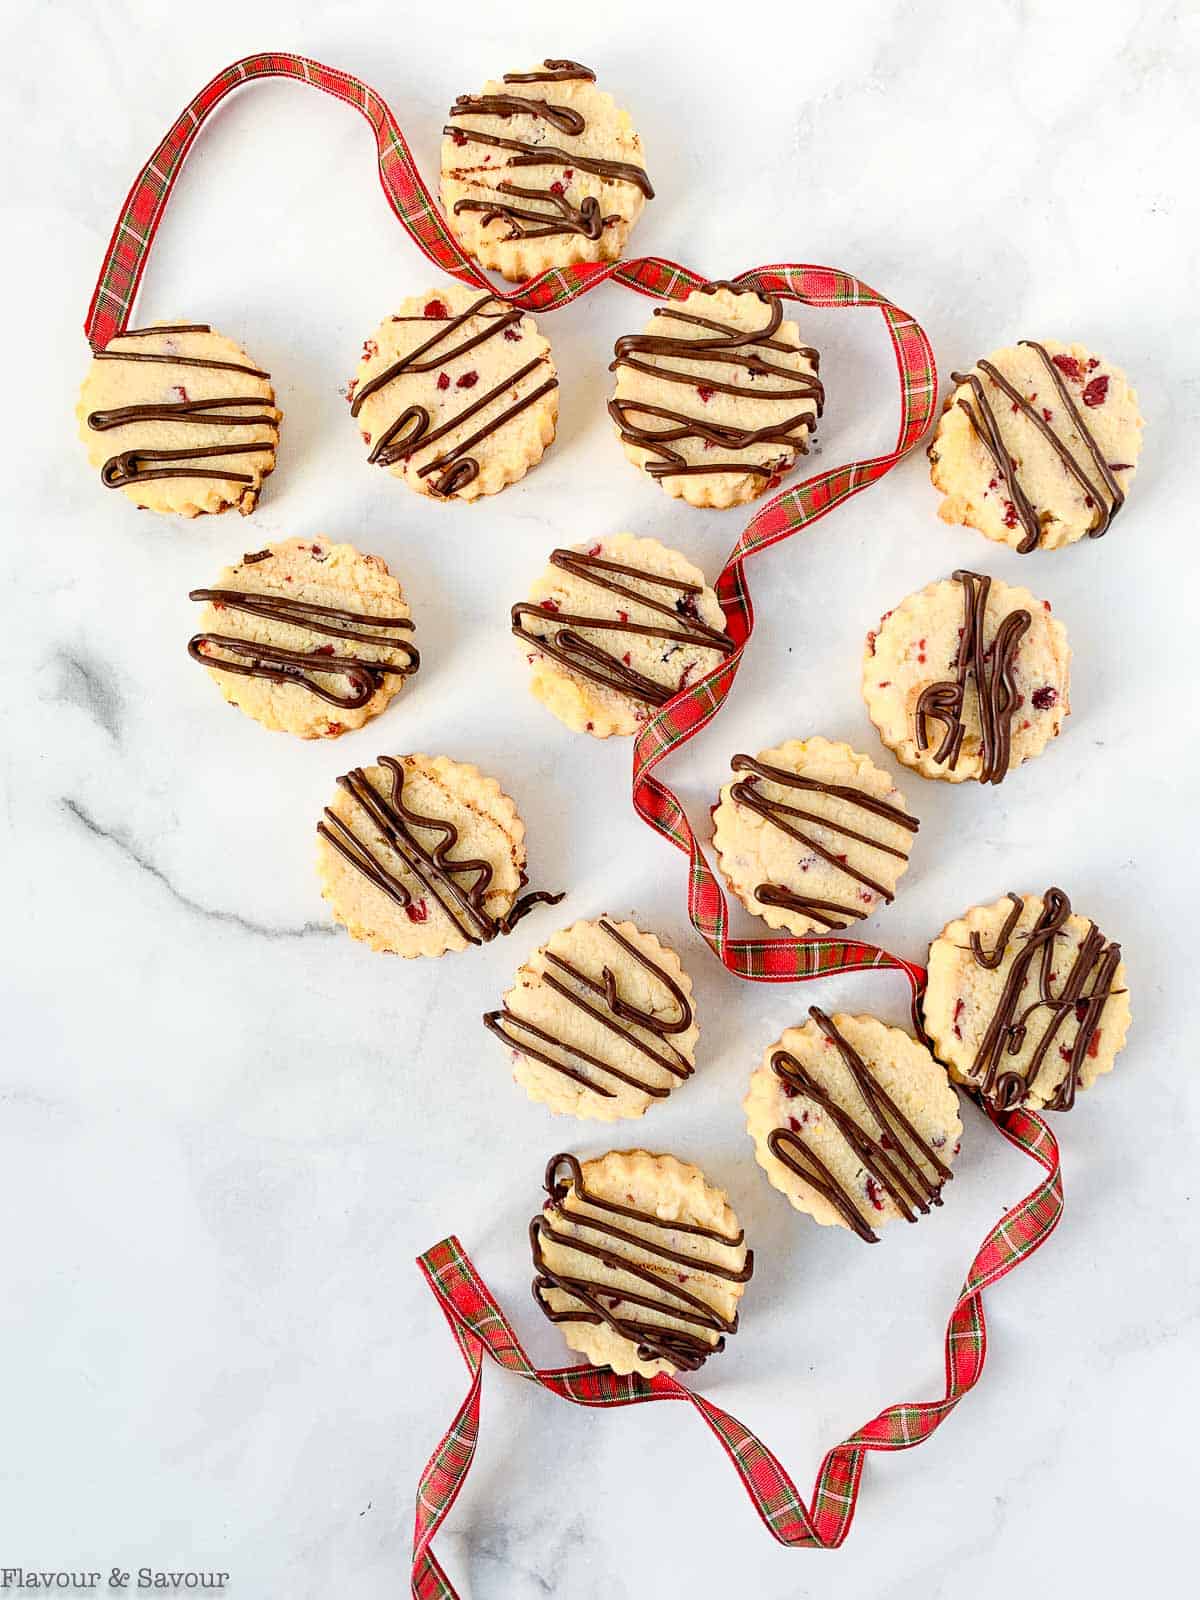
[414, 1107, 1063, 1598]
[86, 57, 1065, 1598]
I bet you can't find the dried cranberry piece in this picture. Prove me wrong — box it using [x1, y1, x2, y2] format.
[436, 372, 450, 391]
[1003, 500, 1019, 529]
[540, 598, 560, 612]
[456, 371, 479, 389]
[450, 129, 467, 147]
[674, 592, 700, 621]
[405, 899, 429, 923]
[424, 299, 449, 319]
[1031, 686, 1058, 711]
[1082, 374, 1109, 408]
[503, 328, 522, 342]
[865, 1176, 885, 1212]
[696, 385, 714, 403]
[1051, 354, 1082, 380]
[549, 181, 565, 197]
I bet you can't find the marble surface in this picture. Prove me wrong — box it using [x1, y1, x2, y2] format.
[3, 1, 1197, 1594]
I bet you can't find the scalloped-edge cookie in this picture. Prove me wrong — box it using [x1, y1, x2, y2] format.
[607, 282, 822, 509]
[713, 737, 918, 937]
[862, 569, 1071, 784]
[484, 917, 699, 1121]
[512, 532, 732, 737]
[348, 286, 558, 501]
[441, 59, 652, 281]
[188, 537, 418, 739]
[529, 1149, 753, 1377]
[929, 339, 1143, 552]
[77, 320, 281, 516]
[924, 887, 1131, 1113]
[315, 754, 563, 958]
[744, 1008, 962, 1241]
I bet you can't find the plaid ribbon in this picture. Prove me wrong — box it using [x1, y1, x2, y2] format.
[87, 61, 1066, 1596]
[413, 1106, 1063, 1598]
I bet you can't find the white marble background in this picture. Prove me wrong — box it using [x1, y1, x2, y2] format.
[2, 0, 1197, 1594]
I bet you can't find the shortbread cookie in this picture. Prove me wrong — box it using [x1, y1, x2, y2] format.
[441, 59, 652, 281]
[713, 739, 918, 937]
[744, 1008, 961, 1242]
[315, 754, 563, 958]
[188, 538, 418, 739]
[511, 534, 733, 737]
[862, 569, 1070, 785]
[929, 340, 1143, 552]
[924, 887, 1130, 1113]
[77, 321, 280, 516]
[608, 283, 823, 509]
[484, 918, 699, 1120]
[530, 1150, 753, 1377]
[348, 287, 558, 500]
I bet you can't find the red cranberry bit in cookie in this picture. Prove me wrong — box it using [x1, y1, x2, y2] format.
[1087, 358, 1099, 370]
[540, 598, 560, 612]
[563, 168, 573, 179]
[326, 721, 343, 735]
[549, 181, 565, 196]
[450, 129, 467, 146]
[503, 328, 522, 342]
[587, 543, 603, 557]
[696, 386, 714, 403]
[953, 998, 965, 1040]
[617, 609, 629, 623]
[1003, 500, 1019, 529]
[316, 644, 335, 656]
[1088, 1031, 1101, 1058]
[362, 338, 379, 360]
[865, 1176, 886, 1212]
[172, 385, 190, 403]
[436, 372, 450, 391]
[424, 300, 449, 318]
[1052, 354, 1082, 380]
[405, 899, 429, 923]
[675, 592, 700, 621]
[457, 371, 479, 389]
[622, 652, 632, 665]
[1031, 686, 1058, 711]
[1082, 374, 1109, 407]
[1042, 407, 1054, 422]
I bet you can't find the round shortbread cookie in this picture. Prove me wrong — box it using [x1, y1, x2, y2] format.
[511, 533, 732, 737]
[441, 58, 652, 282]
[77, 321, 281, 516]
[608, 283, 823, 509]
[712, 738, 918, 937]
[484, 917, 699, 1121]
[924, 888, 1131, 1113]
[530, 1150, 753, 1377]
[929, 340, 1143, 553]
[188, 537, 418, 739]
[348, 286, 558, 501]
[315, 754, 563, 958]
[744, 1008, 962, 1241]
[862, 569, 1071, 785]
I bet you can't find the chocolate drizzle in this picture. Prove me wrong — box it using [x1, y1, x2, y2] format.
[483, 918, 694, 1101]
[351, 294, 557, 493]
[914, 570, 1031, 785]
[87, 324, 277, 493]
[767, 1008, 954, 1243]
[503, 60, 596, 84]
[608, 287, 823, 482]
[512, 547, 733, 707]
[963, 888, 1123, 1113]
[317, 758, 563, 945]
[728, 754, 918, 930]
[188, 585, 418, 710]
[445, 64, 651, 244]
[530, 1152, 752, 1372]
[949, 342, 1126, 552]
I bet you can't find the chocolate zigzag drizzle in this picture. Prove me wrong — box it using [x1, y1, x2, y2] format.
[728, 754, 919, 930]
[88, 324, 277, 491]
[350, 294, 558, 494]
[512, 547, 733, 706]
[530, 1152, 752, 1372]
[914, 570, 1031, 785]
[964, 888, 1123, 1113]
[445, 64, 652, 244]
[483, 918, 694, 1100]
[767, 1008, 954, 1244]
[608, 285, 823, 482]
[187, 583, 419, 710]
[948, 342, 1126, 552]
[317, 758, 563, 945]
